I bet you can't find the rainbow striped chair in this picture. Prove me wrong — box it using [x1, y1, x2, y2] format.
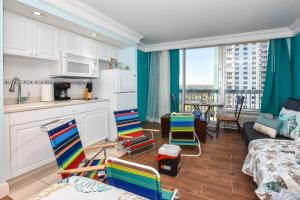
[43, 117, 117, 181]
[114, 109, 159, 157]
[106, 157, 179, 200]
[169, 113, 201, 157]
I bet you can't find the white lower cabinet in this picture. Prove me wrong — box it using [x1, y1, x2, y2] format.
[7, 101, 109, 178]
[83, 109, 109, 147]
[10, 119, 56, 177]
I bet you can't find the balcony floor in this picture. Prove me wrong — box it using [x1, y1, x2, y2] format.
[122, 122, 258, 200]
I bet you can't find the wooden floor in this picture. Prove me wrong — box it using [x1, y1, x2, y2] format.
[121, 122, 258, 200]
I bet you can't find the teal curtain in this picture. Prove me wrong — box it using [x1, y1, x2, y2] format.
[137, 50, 149, 122]
[147, 52, 161, 122]
[169, 49, 180, 112]
[261, 38, 292, 116]
[291, 33, 300, 99]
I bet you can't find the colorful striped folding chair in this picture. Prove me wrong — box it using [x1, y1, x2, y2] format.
[42, 117, 117, 181]
[114, 109, 159, 157]
[169, 113, 201, 157]
[106, 157, 179, 200]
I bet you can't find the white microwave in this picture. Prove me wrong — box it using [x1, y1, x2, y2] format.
[55, 52, 99, 78]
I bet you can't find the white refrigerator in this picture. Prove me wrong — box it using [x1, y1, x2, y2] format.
[99, 69, 137, 141]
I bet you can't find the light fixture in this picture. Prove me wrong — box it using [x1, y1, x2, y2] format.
[31, 11, 45, 17]
[90, 33, 97, 37]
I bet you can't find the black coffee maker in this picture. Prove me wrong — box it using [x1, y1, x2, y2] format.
[54, 82, 71, 100]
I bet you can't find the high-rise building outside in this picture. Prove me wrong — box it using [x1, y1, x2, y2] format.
[224, 41, 269, 109]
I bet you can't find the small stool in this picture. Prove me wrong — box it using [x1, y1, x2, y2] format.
[156, 144, 181, 177]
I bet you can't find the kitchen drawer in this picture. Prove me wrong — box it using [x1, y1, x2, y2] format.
[10, 107, 62, 126]
[63, 104, 83, 116]
[82, 101, 109, 113]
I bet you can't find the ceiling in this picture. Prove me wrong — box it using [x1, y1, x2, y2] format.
[78, 0, 300, 44]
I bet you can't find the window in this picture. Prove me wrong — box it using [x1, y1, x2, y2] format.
[223, 41, 269, 110]
[180, 41, 268, 112]
[180, 47, 219, 112]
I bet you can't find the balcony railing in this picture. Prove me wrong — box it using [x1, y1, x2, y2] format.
[180, 88, 263, 116]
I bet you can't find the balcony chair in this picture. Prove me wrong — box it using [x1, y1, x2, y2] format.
[169, 113, 201, 157]
[42, 117, 117, 181]
[114, 109, 160, 157]
[216, 96, 245, 138]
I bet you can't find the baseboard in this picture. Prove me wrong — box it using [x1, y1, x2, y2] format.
[0, 182, 9, 199]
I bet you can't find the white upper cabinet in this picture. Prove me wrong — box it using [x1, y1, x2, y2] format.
[98, 41, 120, 61]
[4, 11, 33, 56]
[4, 11, 121, 62]
[61, 30, 81, 55]
[4, 11, 59, 60]
[80, 37, 96, 58]
[35, 22, 59, 60]
[98, 42, 110, 61]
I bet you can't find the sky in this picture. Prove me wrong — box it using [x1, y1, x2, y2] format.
[180, 47, 216, 86]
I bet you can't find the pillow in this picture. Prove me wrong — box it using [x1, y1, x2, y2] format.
[253, 114, 282, 138]
[260, 113, 274, 119]
[279, 108, 300, 140]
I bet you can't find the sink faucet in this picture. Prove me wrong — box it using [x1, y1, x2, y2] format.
[9, 77, 30, 104]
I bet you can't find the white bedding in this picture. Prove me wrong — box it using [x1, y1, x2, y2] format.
[32, 176, 147, 200]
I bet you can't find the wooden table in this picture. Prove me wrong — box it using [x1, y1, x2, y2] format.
[160, 113, 207, 144]
[184, 102, 224, 138]
[184, 102, 224, 117]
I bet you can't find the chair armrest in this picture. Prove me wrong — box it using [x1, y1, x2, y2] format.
[142, 129, 160, 133]
[84, 142, 118, 151]
[58, 165, 105, 174]
[119, 135, 134, 139]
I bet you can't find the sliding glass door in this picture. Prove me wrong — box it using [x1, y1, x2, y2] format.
[180, 47, 220, 112]
[180, 41, 269, 115]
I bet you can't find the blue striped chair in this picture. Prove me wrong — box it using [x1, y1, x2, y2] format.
[43, 117, 117, 181]
[169, 113, 201, 156]
[106, 157, 179, 200]
[114, 109, 159, 157]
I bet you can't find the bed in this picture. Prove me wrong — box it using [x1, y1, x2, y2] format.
[242, 139, 300, 199]
[32, 157, 179, 200]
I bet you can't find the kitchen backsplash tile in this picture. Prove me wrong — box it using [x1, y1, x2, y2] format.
[4, 55, 99, 104]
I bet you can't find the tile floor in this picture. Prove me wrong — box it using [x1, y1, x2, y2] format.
[7, 143, 126, 200]
[122, 123, 258, 200]
[5, 123, 257, 200]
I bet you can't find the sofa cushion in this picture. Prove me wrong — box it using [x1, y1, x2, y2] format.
[243, 121, 290, 145]
[279, 108, 300, 140]
[253, 114, 282, 138]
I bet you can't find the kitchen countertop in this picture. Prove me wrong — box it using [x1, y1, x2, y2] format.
[4, 98, 109, 114]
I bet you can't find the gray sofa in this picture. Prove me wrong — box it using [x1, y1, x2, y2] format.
[243, 98, 300, 145]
